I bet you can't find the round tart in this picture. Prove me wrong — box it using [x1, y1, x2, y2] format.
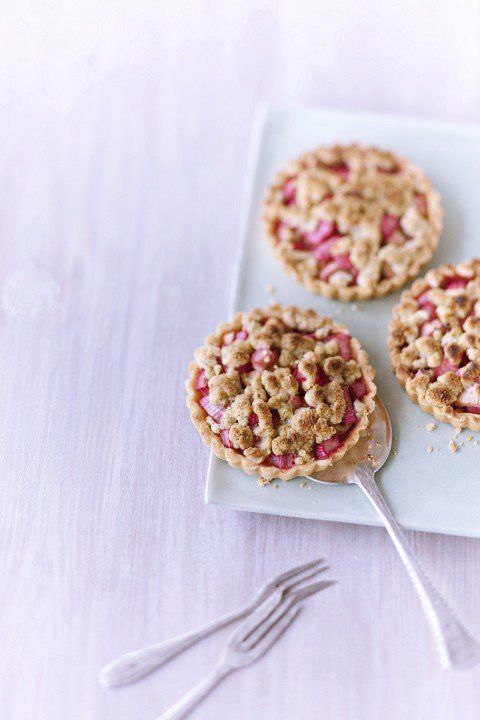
[186, 304, 376, 481]
[389, 259, 480, 429]
[263, 143, 442, 301]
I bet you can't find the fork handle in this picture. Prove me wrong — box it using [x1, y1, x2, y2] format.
[155, 664, 233, 720]
[354, 466, 480, 669]
[98, 606, 250, 688]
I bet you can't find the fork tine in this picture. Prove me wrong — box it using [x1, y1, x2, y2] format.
[242, 579, 334, 650]
[230, 589, 283, 644]
[268, 558, 324, 590]
[289, 579, 336, 603]
[247, 605, 302, 661]
[282, 565, 329, 596]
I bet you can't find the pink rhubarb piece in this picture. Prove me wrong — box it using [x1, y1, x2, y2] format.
[381, 214, 400, 241]
[314, 434, 342, 459]
[417, 292, 437, 321]
[329, 163, 349, 180]
[444, 277, 469, 291]
[431, 359, 458, 379]
[235, 329, 249, 341]
[342, 387, 357, 425]
[251, 348, 279, 371]
[292, 364, 306, 383]
[313, 235, 343, 263]
[414, 193, 427, 216]
[305, 220, 336, 247]
[196, 370, 209, 396]
[283, 179, 296, 205]
[223, 331, 236, 345]
[349, 377, 367, 400]
[290, 395, 303, 409]
[248, 412, 259, 428]
[459, 404, 480, 415]
[220, 429, 233, 448]
[421, 320, 443, 337]
[328, 333, 352, 361]
[264, 453, 296, 470]
[199, 396, 224, 423]
[316, 367, 329, 386]
[320, 255, 358, 282]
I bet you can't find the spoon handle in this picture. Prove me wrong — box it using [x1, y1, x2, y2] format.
[354, 465, 480, 669]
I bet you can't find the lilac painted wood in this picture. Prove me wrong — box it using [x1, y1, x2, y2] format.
[0, 2, 480, 719]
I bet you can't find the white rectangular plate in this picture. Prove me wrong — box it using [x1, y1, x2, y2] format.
[206, 106, 480, 538]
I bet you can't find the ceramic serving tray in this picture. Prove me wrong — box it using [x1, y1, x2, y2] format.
[205, 105, 480, 538]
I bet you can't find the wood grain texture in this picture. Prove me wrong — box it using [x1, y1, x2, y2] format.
[0, 1, 480, 718]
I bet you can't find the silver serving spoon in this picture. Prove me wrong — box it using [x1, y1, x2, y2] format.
[308, 397, 480, 669]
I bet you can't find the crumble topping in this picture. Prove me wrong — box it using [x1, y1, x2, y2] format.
[188, 303, 376, 476]
[263, 143, 442, 301]
[389, 259, 480, 429]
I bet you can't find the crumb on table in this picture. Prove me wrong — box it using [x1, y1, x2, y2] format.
[449, 439, 458, 453]
[426, 422, 436, 432]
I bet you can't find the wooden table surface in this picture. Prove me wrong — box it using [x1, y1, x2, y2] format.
[1, 2, 480, 718]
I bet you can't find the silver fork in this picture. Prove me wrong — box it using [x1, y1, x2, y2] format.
[155, 577, 335, 720]
[99, 558, 328, 688]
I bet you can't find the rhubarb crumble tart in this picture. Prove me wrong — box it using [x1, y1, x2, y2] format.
[263, 143, 442, 301]
[389, 259, 480, 429]
[186, 304, 376, 481]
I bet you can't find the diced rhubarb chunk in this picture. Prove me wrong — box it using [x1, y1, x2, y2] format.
[263, 453, 296, 470]
[199, 396, 224, 423]
[292, 364, 306, 383]
[283, 178, 296, 205]
[236, 361, 253, 374]
[444, 277, 469, 291]
[431, 359, 457, 379]
[388, 230, 408, 246]
[417, 291, 431, 305]
[381, 214, 400, 241]
[342, 387, 357, 425]
[196, 370, 209, 396]
[417, 292, 437, 321]
[220, 429, 233, 448]
[293, 238, 309, 251]
[248, 412, 259, 428]
[305, 220, 336, 246]
[329, 163, 349, 180]
[290, 395, 303, 410]
[316, 367, 329, 386]
[320, 255, 358, 282]
[420, 301, 437, 321]
[328, 333, 352, 361]
[460, 404, 480, 415]
[235, 329, 249, 341]
[414, 193, 427, 216]
[270, 409, 281, 428]
[223, 331, 236, 345]
[314, 434, 342, 459]
[350, 377, 367, 400]
[421, 319, 443, 337]
[251, 347, 279, 371]
[313, 235, 343, 263]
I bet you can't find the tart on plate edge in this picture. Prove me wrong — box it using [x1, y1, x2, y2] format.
[389, 259, 480, 430]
